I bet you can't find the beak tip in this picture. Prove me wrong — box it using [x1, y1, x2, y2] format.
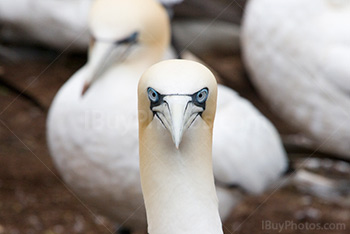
[81, 82, 90, 96]
[173, 134, 182, 150]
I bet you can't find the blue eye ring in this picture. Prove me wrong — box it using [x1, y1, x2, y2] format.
[196, 88, 208, 103]
[147, 87, 159, 103]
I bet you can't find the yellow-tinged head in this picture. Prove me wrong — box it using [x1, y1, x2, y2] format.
[83, 0, 170, 95]
[138, 59, 218, 149]
[89, 0, 169, 48]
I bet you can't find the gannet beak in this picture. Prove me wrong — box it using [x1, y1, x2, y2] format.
[157, 96, 200, 149]
[82, 32, 139, 96]
[168, 96, 189, 149]
[81, 41, 114, 95]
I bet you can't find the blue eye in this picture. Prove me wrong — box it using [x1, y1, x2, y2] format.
[148, 87, 159, 103]
[196, 88, 208, 103]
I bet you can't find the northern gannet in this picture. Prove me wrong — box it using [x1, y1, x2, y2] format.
[241, 0, 350, 158]
[138, 59, 223, 234]
[47, 0, 170, 231]
[48, 0, 287, 232]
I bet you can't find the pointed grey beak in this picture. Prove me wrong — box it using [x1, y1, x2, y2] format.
[82, 32, 139, 96]
[153, 95, 202, 149]
[167, 96, 189, 149]
[82, 41, 114, 95]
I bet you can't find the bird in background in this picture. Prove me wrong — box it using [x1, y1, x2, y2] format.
[48, 0, 170, 232]
[138, 59, 223, 234]
[47, 0, 287, 233]
[242, 0, 350, 159]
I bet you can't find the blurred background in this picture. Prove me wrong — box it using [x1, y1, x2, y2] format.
[0, 0, 349, 233]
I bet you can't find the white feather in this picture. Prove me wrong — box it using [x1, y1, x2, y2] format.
[242, 0, 350, 157]
[214, 85, 287, 194]
[47, 65, 147, 229]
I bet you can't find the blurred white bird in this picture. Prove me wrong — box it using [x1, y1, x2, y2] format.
[47, 0, 170, 232]
[138, 59, 223, 234]
[242, 0, 350, 158]
[48, 0, 287, 233]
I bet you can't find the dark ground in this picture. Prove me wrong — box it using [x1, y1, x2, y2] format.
[0, 49, 349, 234]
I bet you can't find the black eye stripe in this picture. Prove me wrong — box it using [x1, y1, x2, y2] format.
[147, 87, 209, 113]
[115, 31, 139, 45]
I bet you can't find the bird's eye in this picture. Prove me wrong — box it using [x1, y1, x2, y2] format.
[195, 88, 208, 103]
[148, 87, 159, 103]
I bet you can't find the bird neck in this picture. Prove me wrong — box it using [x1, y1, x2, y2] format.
[139, 120, 223, 234]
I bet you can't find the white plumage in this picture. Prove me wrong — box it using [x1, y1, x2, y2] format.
[242, 0, 350, 158]
[138, 59, 223, 234]
[0, 0, 91, 50]
[48, 62, 145, 229]
[47, 0, 287, 232]
[214, 85, 286, 194]
[47, 0, 170, 231]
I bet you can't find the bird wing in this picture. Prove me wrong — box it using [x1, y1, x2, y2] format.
[0, 0, 91, 50]
[321, 44, 350, 94]
[299, 4, 350, 95]
[212, 85, 288, 194]
[317, 8, 350, 94]
[241, 0, 350, 157]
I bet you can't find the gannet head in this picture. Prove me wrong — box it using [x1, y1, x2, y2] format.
[138, 59, 217, 149]
[82, 0, 170, 95]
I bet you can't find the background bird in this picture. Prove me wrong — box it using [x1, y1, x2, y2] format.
[138, 59, 223, 234]
[47, 0, 170, 232]
[241, 0, 350, 158]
